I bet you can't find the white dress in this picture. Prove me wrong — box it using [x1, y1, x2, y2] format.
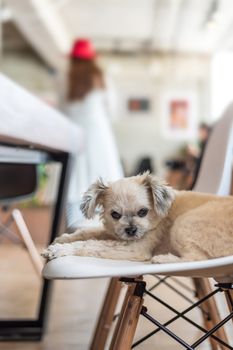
[65, 90, 123, 226]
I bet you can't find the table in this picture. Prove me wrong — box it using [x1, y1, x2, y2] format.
[0, 74, 82, 340]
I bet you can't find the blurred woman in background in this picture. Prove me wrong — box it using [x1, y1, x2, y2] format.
[65, 39, 123, 227]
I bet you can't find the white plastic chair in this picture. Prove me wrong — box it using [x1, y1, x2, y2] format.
[43, 103, 233, 350]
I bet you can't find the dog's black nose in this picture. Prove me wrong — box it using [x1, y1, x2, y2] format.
[125, 226, 137, 236]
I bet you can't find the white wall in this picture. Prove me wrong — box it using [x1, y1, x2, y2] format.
[100, 54, 211, 175]
[211, 53, 233, 121]
[1, 52, 58, 105]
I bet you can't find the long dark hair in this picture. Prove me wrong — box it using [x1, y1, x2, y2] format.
[67, 58, 104, 101]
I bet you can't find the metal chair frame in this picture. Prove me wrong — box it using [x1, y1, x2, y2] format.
[122, 277, 233, 349]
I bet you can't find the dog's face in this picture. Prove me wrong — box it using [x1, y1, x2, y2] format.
[80, 172, 175, 241]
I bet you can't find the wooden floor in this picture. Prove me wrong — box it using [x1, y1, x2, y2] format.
[0, 244, 232, 350]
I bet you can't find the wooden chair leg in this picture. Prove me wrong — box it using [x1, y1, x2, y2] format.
[194, 278, 229, 350]
[89, 277, 122, 350]
[109, 283, 135, 349]
[109, 279, 144, 350]
[224, 289, 233, 322]
[12, 209, 43, 275]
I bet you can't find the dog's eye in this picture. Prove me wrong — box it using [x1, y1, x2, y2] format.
[137, 208, 148, 217]
[111, 211, 122, 220]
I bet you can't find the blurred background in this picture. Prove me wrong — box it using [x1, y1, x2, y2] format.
[2, 0, 233, 187]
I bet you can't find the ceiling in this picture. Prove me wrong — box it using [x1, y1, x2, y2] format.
[52, 0, 233, 53]
[4, 0, 233, 68]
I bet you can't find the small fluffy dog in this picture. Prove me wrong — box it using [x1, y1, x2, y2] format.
[43, 172, 233, 263]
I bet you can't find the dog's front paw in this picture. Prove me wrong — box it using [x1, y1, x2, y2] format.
[151, 253, 182, 264]
[42, 244, 62, 260]
[42, 243, 74, 260]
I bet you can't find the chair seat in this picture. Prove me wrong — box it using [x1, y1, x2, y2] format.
[43, 255, 233, 282]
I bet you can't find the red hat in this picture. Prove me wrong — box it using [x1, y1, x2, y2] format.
[70, 39, 96, 59]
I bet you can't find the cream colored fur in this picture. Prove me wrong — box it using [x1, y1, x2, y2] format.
[42, 173, 233, 263]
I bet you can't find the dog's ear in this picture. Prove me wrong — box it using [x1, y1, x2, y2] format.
[140, 172, 175, 217]
[80, 178, 108, 219]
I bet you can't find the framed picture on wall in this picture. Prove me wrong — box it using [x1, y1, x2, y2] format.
[127, 97, 151, 113]
[161, 91, 198, 140]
